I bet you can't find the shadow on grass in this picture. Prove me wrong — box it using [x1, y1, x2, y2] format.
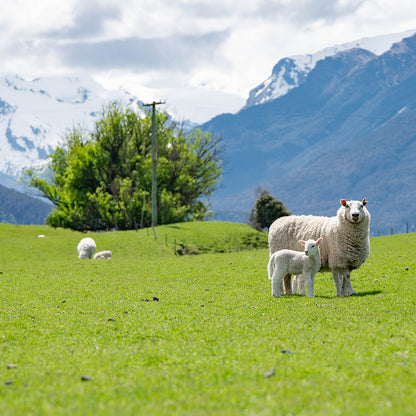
[314, 290, 383, 299]
[278, 290, 383, 299]
[353, 290, 383, 297]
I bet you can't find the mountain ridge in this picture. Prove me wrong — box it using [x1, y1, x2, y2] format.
[245, 28, 416, 108]
[202, 33, 416, 235]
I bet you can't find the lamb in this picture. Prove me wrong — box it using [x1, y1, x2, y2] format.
[268, 238, 322, 297]
[94, 250, 112, 260]
[77, 237, 97, 259]
[268, 199, 370, 297]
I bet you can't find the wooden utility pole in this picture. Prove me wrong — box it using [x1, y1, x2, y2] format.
[143, 101, 165, 231]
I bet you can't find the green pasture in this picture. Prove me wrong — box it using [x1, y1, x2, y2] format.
[0, 222, 415, 415]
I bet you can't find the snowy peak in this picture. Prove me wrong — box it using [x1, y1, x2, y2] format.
[246, 58, 309, 107]
[0, 75, 141, 181]
[245, 28, 416, 107]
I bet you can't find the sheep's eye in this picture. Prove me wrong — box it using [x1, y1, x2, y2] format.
[345, 204, 350, 209]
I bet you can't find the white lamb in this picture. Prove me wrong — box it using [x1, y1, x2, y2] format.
[94, 250, 112, 260]
[268, 199, 370, 297]
[268, 238, 322, 297]
[77, 237, 97, 259]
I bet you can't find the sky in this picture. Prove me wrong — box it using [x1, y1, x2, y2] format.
[2, 0, 416, 123]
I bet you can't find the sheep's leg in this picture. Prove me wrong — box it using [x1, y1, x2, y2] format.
[284, 273, 293, 295]
[331, 270, 344, 297]
[342, 271, 357, 296]
[298, 275, 306, 296]
[272, 270, 286, 297]
[292, 275, 299, 294]
[305, 273, 315, 297]
[292, 275, 306, 295]
[279, 279, 284, 295]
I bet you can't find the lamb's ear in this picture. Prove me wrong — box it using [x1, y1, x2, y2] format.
[340, 199, 347, 207]
[362, 198, 368, 206]
[316, 237, 323, 245]
[299, 240, 306, 246]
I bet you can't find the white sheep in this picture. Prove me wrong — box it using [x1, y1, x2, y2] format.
[94, 250, 112, 260]
[268, 199, 370, 297]
[77, 237, 96, 259]
[268, 238, 322, 297]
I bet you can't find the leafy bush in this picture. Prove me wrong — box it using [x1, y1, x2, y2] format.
[25, 103, 222, 231]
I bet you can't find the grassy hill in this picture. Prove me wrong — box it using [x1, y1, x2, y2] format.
[0, 222, 415, 415]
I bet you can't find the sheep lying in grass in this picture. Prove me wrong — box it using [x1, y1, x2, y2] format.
[269, 199, 370, 297]
[94, 250, 112, 260]
[268, 238, 322, 297]
[77, 237, 96, 259]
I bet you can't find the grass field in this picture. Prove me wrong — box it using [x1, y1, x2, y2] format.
[0, 222, 415, 415]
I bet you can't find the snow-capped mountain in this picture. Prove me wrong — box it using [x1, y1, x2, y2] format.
[0, 75, 141, 185]
[245, 28, 416, 107]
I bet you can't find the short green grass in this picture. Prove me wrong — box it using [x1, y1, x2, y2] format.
[0, 222, 415, 415]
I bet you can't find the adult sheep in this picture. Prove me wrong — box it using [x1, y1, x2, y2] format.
[268, 199, 370, 297]
[77, 237, 97, 259]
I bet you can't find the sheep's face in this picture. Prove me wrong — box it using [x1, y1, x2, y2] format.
[78, 250, 90, 259]
[340, 199, 368, 224]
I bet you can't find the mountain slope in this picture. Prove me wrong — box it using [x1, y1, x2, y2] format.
[202, 33, 416, 235]
[0, 184, 53, 225]
[245, 28, 416, 108]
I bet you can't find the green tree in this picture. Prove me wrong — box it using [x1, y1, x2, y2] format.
[249, 189, 291, 230]
[25, 103, 222, 231]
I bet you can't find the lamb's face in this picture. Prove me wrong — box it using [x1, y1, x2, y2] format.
[340, 199, 368, 224]
[299, 238, 322, 256]
[304, 240, 319, 256]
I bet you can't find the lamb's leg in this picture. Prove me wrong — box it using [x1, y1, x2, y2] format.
[342, 271, 357, 296]
[272, 270, 286, 297]
[298, 275, 306, 296]
[304, 273, 315, 297]
[292, 275, 299, 294]
[283, 273, 293, 295]
[331, 270, 344, 297]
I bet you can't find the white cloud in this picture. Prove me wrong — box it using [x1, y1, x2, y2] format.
[1, 0, 416, 122]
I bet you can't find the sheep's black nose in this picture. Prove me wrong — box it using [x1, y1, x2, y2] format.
[352, 213, 359, 218]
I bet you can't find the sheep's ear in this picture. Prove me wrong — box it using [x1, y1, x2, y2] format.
[316, 237, 323, 245]
[362, 198, 368, 206]
[299, 240, 306, 246]
[340, 199, 347, 207]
